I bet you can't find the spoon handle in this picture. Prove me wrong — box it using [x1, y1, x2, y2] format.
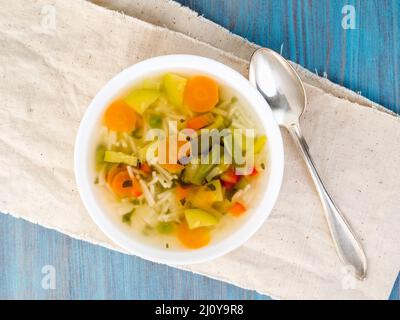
[288, 124, 367, 280]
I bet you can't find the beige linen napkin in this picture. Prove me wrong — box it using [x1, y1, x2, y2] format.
[1, 0, 399, 299]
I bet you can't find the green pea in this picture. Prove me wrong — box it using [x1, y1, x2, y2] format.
[157, 222, 174, 234]
[149, 115, 162, 128]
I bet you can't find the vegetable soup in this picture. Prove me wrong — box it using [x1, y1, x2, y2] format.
[93, 73, 268, 250]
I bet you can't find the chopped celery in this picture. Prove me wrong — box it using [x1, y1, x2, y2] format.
[183, 161, 216, 185]
[187, 180, 223, 208]
[142, 78, 162, 90]
[124, 88, 160, 114]
[235, 176, 250, 190]
[183, 144, 222, 185]
[184, 209, 218, 229]
[215, 96, 237, 109]
[157, 222, 174, 234]
[96, 145, 106, 164]
[192, 163, 216, 185]
[205, 162, 230, 182]
[104, 150, 138, 166]
[205, 166, 220, 182]
[254, 135, 267, 153]
[205, 114, 225, 130]
[182, 158, 198, 181]
[182, 161, 201, 185]
[163, 73, 187, 107]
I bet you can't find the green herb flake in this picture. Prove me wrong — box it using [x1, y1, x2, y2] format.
[226, 189, 236, 202]
[207, 184, 216, 191]
[180, 198, 186, 206]
[260, 163, 265, 170]
[122, 209, 135, 224]
[149, 114, 162, 128]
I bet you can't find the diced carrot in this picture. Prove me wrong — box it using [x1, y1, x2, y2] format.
[183, 76, 219, 113]
[229, 202, 246, 216]
[221, 180, 235, 189]
[220, 167, 239, 184]
[250, 167, 258, 176]
[110, 170, 142, 198]
[176, 184, 190, 201]
[106, 165, 125, 185]
[161, 163, 185, 174]
[176, 221, 210, 249]
[104, 100, 137, 132]
[186, 113, 214, 130]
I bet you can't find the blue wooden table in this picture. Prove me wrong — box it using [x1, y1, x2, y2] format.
[0, 0, 399, 299]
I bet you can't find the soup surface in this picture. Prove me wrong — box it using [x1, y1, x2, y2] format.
[94, 73, 268, 250]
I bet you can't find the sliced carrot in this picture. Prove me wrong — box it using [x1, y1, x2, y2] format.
[106, 165, 125, 185]
[110, 170, 142, 198]
[184, 75, 219, 113]
[104, 100, 137, 132]
[186, 113, 214, 130]
[229, 202, 246, 216]
[175, 184, 190, 202]
[161, 163, 185, 174]
[176, 221, 210, 249]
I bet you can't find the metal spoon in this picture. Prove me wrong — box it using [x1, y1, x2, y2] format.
[249, 48, 367, 280]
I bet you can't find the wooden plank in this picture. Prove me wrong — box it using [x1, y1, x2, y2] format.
[0, 214, 269, 299]
[180, 0, 400, 113]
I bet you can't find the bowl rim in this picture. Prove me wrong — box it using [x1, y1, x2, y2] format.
[74, 54, 284, 265]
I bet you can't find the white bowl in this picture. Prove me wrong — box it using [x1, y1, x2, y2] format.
[74, 55, 284, 265]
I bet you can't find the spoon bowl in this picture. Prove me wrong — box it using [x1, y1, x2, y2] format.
[249, 48, 305, 127]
